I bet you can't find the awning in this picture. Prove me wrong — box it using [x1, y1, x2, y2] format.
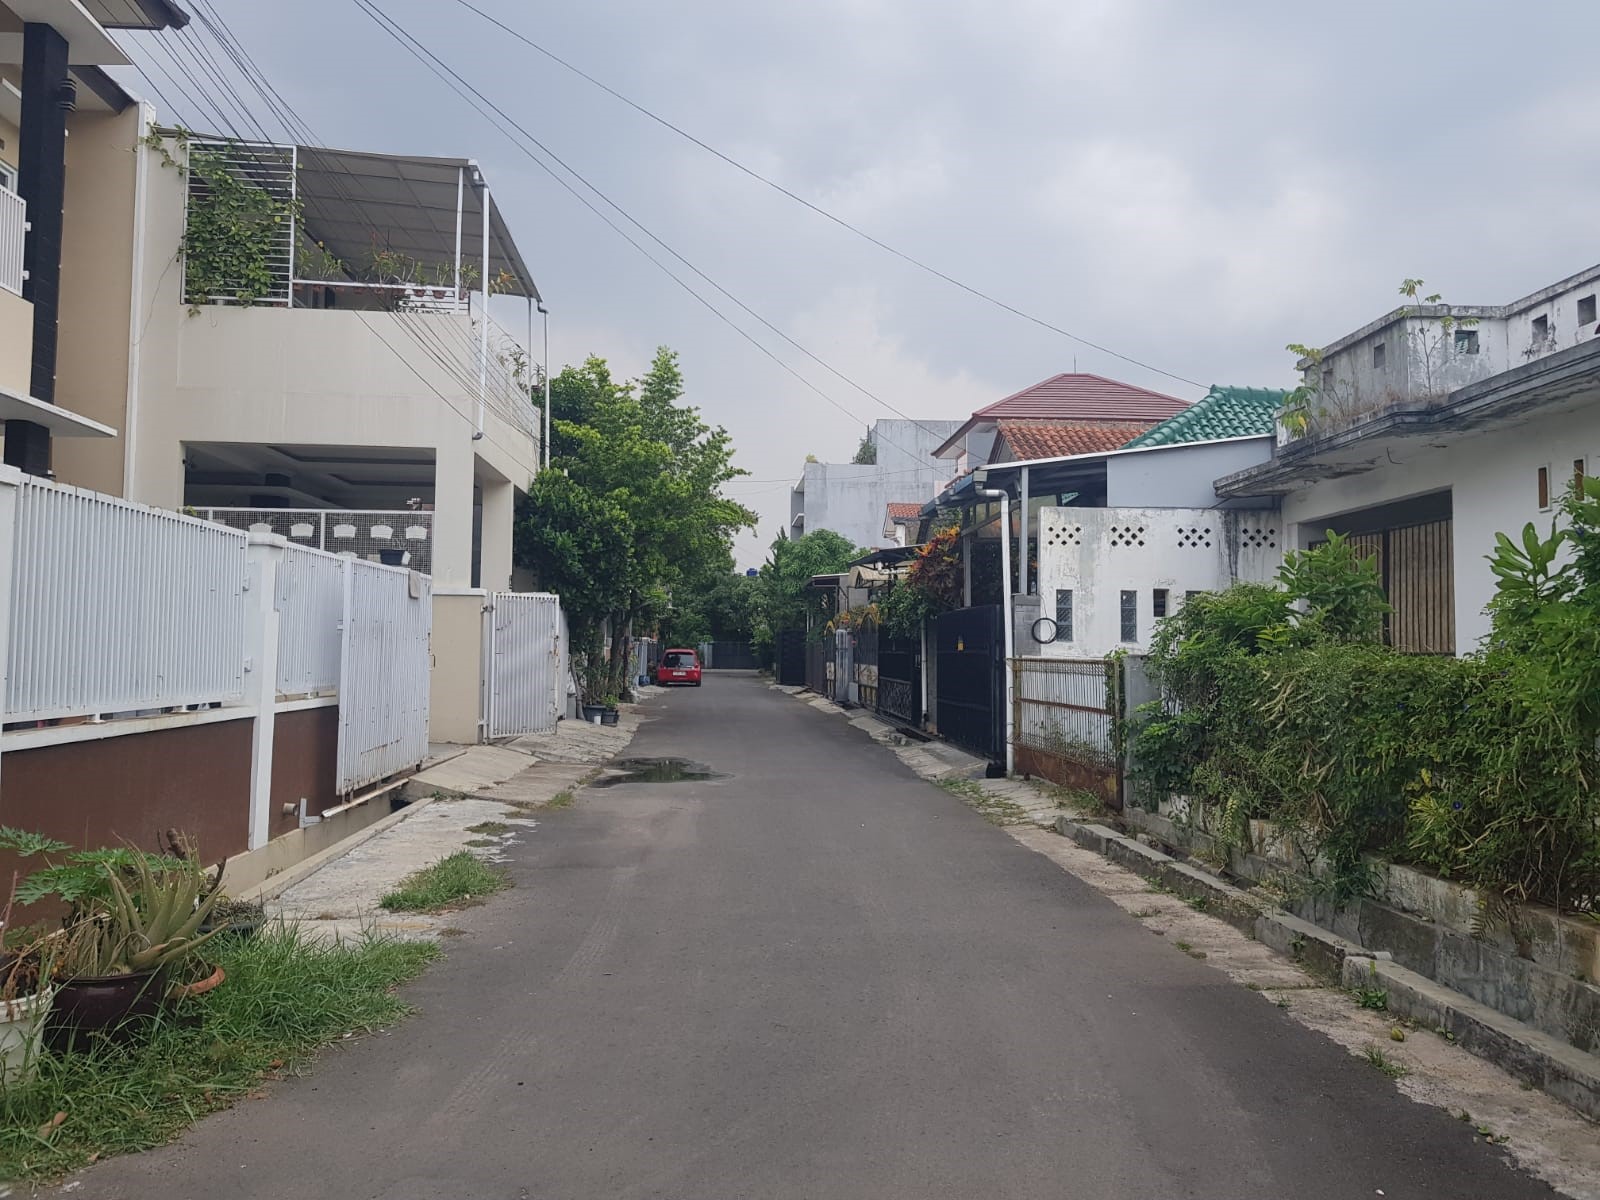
[81, 0, 189, 30]
[295, 146, 539, 301]
[0, 388, 116, 438]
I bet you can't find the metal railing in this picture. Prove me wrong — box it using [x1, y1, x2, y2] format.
[336, 557, 432, 794]
[7, 477, 249, 722]
[200, 508, 433, 576]
[275, 542, 345, 697]
[0, 186, 25, 297]
[1012, 656, 1118, 805]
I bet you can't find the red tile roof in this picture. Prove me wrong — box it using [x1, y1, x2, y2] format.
[936, 373, 1193, 457]
[996, 421, 1154, 461]
[884, 502, 923, 522]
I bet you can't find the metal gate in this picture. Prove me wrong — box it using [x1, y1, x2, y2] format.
[337, 561, 433, 795]
[777, 630, 807, 686]
[876, 634, 921, 727]
[854, 624, 878, 710]
[935, 605, 1005, 762]
[702, 640, 759, 670]
[483, 591, 562, 738]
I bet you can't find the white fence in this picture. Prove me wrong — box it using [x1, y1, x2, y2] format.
[7, 476, 248, 722]
[0, 186, 24, 296]
[1012, 656, 1115, 767]
[337, 559, 432, 793]
[483, 591, 561, 738]
[275, 542, 344, 696]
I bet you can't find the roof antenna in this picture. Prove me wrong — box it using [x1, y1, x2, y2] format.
[1073, 356, 1077, 373]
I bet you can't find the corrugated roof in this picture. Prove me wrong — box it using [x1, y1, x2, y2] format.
[1122, 385, 1286, 449]
[884, 502, 923, 522]
[935, 373, 1191, 456]
[997, 421, 1153, 460]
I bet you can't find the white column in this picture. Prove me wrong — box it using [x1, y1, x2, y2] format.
[0, 468, 19, 799]
[432, 435, 476, 588]
[1019, 466, 1031, 596]
[478, 470, 514, 593]
[243, 532, 286, 851]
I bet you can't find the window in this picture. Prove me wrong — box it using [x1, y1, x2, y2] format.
[1538, 465, 1551, 511]
[1532, 314, 1550, 342]
[1580, 295, 1597, 326]
[1454, 328, 1479, 354]
[1152, 588, 1169, 619]
[0, 162, 14, 193]
[1372, 342, 1386, 369]
[1120, 590, 1138, 643]
[1053, 589, 1073, 642]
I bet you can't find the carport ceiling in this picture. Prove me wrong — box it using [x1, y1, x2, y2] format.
[183, 443, 436, 503]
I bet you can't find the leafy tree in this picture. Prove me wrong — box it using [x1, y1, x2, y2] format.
[515, 348, 754, 699]
[852, 434, 877, 465]
[753, 529, 862, 649]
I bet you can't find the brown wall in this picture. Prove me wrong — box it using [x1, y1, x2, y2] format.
[0, 717, 252, 862]
[268, 706, 340, 840]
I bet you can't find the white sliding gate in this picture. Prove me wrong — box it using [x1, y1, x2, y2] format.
[337, 560, 433, 794]
[483, 591, 562, 738]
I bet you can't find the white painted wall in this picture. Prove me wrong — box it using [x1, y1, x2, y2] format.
[1105, 438, 1274, 509]
[1034, 507, 1283, 657]
[1281, 397, 1600, 653]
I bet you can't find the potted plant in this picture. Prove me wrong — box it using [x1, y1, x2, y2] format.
[47, 854, 224, 1047]
[199, 896, 266, 940]
[0, 881, 58, 1085]
[599, 695, 621, 727]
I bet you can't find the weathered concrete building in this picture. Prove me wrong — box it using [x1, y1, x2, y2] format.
[789, 418, 962, 549]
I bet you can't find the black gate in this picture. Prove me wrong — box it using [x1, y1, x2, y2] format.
[776, 630, 807, 686]
[936, 606, 1004, 762]
[805, 636, 829, 695]
[854, 623, 878, 710]
[876, 635, 921, 727]
[704, 640, 759, 670]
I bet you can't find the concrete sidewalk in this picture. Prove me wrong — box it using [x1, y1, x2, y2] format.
[258, 704, 650, 943]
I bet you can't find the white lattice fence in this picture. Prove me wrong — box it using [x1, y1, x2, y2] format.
[336, 560, 432, 794]
[6, 477, 248, 721]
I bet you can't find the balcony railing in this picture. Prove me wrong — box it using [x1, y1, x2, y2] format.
[198, 508, 433, 576]
[0, 186, 26, 297]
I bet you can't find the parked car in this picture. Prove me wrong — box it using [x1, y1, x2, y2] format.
[656, 648, 702, 687]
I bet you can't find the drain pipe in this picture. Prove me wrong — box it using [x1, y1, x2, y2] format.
[977, 486, 1015, 777]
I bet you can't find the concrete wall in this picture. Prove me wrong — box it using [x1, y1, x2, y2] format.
[1035, 507, 1283, 657]
[1105, 438, 1274, 509]
[1291, 265, 1600, 443]
[51, 103, 143, 494]
[0, 287, 28, 395]
[1281, 394, 1600, 653]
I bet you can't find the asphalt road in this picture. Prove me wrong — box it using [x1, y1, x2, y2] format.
[78, 672, 1555, 1199]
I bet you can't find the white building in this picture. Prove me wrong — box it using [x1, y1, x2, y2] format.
[1217, 264, 1600, 655]
[789, 418, 961, 549]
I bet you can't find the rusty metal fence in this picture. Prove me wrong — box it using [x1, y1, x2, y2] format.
[1012, 656, 1120, 807]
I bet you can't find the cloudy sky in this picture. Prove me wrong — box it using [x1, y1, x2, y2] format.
[131, 1, 1599, 567]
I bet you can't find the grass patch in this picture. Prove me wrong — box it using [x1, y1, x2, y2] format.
[0, 927, 437, 1183]
[546, 790, 575, 810]
[1362, 1046, 1409, 1079]
[378, 852, 508, 912]
[464, 821, 514, 836]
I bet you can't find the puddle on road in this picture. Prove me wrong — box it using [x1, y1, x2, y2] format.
[590, 757, 726, 787]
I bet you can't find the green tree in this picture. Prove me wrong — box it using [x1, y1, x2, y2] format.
[515, 348, 754, 699]
[852, 433, 877, 465]
[753, 529, 863, 650]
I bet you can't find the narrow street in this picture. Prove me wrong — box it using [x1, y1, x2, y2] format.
[77, 673, 1554, 1200]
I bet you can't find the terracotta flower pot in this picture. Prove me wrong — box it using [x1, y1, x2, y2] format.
[166, 964, 225, 1002]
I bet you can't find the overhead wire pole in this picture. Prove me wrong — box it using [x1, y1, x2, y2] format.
[540, 302, 550, 469]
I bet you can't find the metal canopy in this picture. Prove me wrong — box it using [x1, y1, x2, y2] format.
[295, 145, 540, 301]
[80, 0, 189, 29]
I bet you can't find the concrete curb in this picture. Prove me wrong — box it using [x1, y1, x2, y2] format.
[1341, 956, 1600, 1123]
[1057, 815, 1600, 1123]
[235, 795, 438, 905]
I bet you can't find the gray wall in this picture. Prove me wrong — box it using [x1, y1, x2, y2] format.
[1105, 438, 1275, 510]
[792, 418, 963, 548]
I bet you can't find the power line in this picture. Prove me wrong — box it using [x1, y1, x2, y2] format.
[449, 0, 1205, 392]
[350, 0, 949, 476]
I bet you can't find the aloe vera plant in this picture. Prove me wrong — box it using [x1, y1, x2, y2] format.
[103, 854, 224, 974]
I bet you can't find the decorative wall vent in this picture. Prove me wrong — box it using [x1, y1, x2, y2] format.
[1176, 526, 1213, 549]
[1043, 523, 1083, 547]
[1108, 525, 1147, 548]
[1240, 526, 1278, 550]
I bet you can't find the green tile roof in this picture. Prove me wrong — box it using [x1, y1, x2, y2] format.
[1121, 385, 1286, 449]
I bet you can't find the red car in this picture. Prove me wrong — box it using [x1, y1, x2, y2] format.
[656, 648, 703, 687]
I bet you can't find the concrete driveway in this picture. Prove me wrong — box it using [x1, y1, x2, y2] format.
[74, 671, 1558, 1199]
